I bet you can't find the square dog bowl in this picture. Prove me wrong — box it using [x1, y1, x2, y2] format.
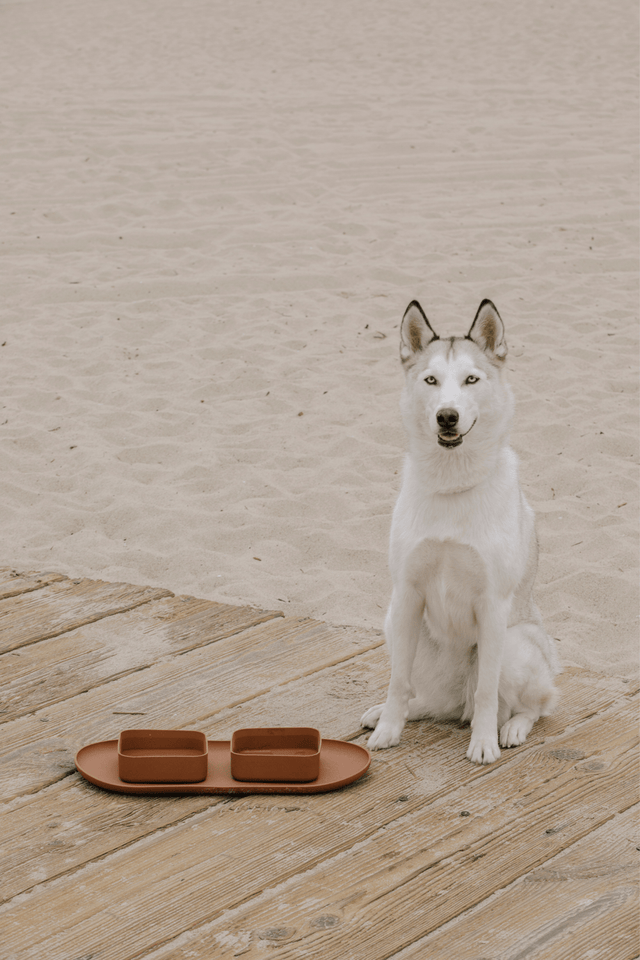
[230, 727, 321, 782]
[118, 729, 208, 783]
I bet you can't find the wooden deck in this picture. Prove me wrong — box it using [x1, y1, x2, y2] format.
[0, 568, 637, 960]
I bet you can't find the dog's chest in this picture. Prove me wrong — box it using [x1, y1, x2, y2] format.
[412, 538, 485, 643]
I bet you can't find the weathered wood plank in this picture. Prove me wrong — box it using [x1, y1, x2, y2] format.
[162, 697, 636, 960]
[0, 568, 67, 601]
[0, 650, 386, 903]
[1, 594, 283, 723]
[386, 805, 639, 960]
[1, 694, 636, 960]
[1, 648, 389, 902]
[0, 657, 634, 901]
[0, 617, 384, 800]
[0, 577, 173, 654]
[1, 571, 635, 960]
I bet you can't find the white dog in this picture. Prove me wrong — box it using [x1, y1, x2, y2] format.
[361, 299, 559, 764]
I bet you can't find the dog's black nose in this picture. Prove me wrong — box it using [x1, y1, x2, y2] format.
[437, 408, 459, 431]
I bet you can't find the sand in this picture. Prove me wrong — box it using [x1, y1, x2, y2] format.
[0, 0, 637, 678]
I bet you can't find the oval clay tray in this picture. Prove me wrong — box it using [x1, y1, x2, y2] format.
[76, 739, 371, 795]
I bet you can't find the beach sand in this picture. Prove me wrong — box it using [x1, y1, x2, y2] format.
[0, 0, 637, 678]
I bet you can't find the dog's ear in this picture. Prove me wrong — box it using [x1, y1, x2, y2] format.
[467, 300, 507, 361]
[400, 301, 439, 365]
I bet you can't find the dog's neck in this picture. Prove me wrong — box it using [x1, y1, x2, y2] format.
[406, 431, 511, 497]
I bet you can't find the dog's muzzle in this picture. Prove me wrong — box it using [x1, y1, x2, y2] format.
[436, 408, 476, 448]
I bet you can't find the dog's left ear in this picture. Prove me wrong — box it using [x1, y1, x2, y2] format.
[467, 300, 507, 361]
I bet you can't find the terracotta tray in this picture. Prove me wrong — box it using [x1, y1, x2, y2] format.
[75, 738, 371, 795]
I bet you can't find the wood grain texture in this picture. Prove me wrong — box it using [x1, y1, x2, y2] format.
[388, 805, 639, 960]
[1, 694, 636, 959]
[0, 615, 383, 800]
[1, 593, 283, 722]
[0, 658, 633, 907]
[0, 568, 67, 601]
[1, 571, 637, 960]
[0, 576, 173, 654]
[95, 697, 637, 960]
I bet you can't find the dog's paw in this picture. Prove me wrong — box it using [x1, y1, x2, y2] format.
[360, 704, 384, 729]
[499, 714, 534, 748]
[467, 736, 501, 765]
[367, 721, 403, 751]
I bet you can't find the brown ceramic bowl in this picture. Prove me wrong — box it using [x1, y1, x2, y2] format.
[118, 729, 208, 783]
[230, 727, 321, 782]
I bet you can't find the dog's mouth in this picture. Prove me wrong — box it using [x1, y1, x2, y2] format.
[437, 420, 477, 449]
[437, 433, 463, 448]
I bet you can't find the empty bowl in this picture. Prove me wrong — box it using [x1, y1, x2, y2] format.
[230, 727, 321, 782]
[118, 729, 208, 783]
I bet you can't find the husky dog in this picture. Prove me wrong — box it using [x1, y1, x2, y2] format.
[361, 299, 559, 764]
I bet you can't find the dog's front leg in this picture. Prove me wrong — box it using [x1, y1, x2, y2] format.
[367, 585, 423, 750]
[467, 599, 510, 765]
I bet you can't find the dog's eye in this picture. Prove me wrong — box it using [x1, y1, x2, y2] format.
[424, 376, 437, 385]
[465, 375, 479, 385]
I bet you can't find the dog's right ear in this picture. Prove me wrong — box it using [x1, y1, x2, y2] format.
[400, 301, 439, 365]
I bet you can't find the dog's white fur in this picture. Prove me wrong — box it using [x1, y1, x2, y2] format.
[361, 299, 559, 764]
